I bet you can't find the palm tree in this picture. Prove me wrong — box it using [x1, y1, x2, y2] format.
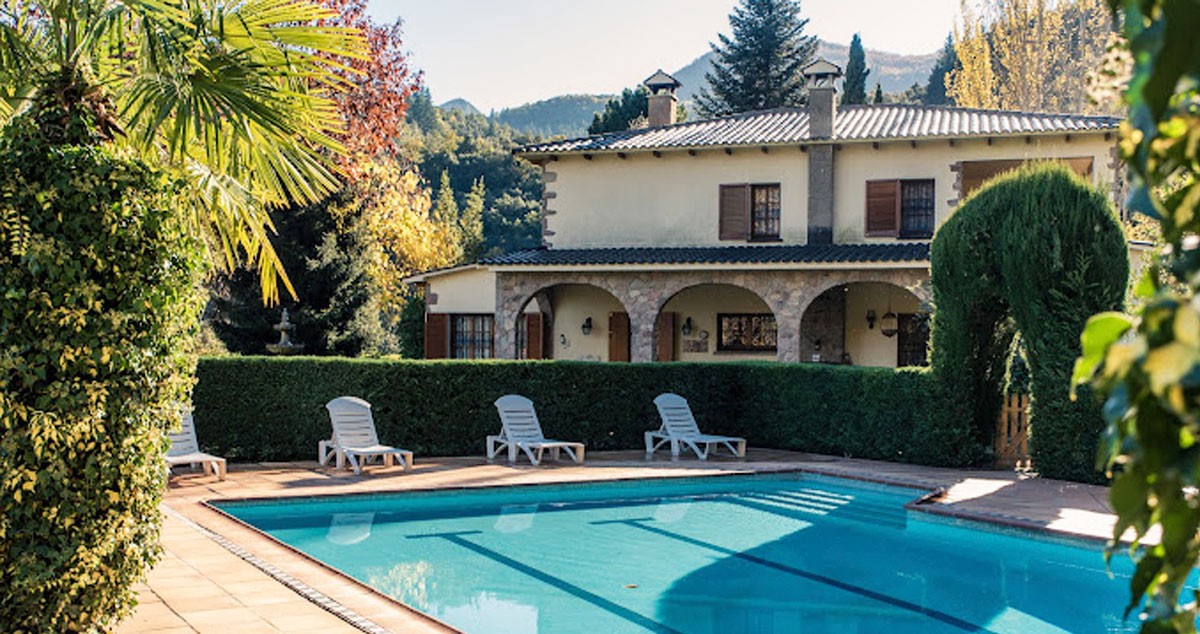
[0, 0, 367, 300]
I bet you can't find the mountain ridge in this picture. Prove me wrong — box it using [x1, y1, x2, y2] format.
[443, 40, 938, 138]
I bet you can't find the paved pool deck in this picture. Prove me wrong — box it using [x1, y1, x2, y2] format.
[121, 449, 1123, 633]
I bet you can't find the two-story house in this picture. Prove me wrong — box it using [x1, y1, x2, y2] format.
[405, 60, 1125, 367]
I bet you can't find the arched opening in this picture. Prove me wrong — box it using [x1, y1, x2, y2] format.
[515, 284, 628, 361]
[800, 282, 926, 367]
[654, 284, 776, 362]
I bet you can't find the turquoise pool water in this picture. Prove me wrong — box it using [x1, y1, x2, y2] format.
[217, 473, 1149, 634]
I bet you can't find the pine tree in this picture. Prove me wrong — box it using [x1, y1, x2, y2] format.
[923, 35, 957, 105]
[696, 0, 818, 117]
[841, 33, 869, 105]
[872, 83, 885, 104]
[432, 170, 459, 224]
[460, 178, 486, 261]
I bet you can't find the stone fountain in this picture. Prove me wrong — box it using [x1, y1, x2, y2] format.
[266, 308, 305, 355]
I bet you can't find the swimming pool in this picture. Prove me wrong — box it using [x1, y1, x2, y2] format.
[216, 473, 1147, 633]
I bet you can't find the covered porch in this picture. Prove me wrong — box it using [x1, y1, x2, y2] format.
[497, 266, 930, 366]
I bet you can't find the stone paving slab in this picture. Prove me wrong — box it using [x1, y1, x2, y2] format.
[121, 449, 1125, 633]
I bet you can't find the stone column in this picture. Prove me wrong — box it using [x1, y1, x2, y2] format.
[495, 274, 522, 360]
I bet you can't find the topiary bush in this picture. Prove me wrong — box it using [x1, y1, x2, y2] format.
[0, 81, 203, 630]
[924, 163, 1128, 481]
[192, 357, 934, 464]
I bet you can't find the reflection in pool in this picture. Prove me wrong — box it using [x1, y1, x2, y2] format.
[217, 473, 1162, 634]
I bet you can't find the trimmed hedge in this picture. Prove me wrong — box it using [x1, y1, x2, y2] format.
[927, 163, 1128, 483]
[194, 357, 935, 464]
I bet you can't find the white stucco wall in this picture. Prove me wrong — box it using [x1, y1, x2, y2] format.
[833, 135, 1116, 243]
[547, 284, 625, 362]
[660, 284, 776, 362]
[842, 282, 923, 368]
[540, 133, 1115, 249]
[426, 268, 496, 314]
[546, 150, 809, 248]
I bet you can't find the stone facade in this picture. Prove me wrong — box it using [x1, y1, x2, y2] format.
[495, 268, 929, 363]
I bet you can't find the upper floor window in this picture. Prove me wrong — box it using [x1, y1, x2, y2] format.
[865, 179, 935, 239]
[719, 183, 781, 241]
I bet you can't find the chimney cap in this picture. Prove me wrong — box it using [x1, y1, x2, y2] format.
[644, 69, 682, 91]
[802, 58, 843, 83]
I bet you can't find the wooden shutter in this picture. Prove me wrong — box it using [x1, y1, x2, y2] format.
[525, 312, 545, 360]
[424, 313, 449, 359]
[655, 312, 676, 362]
[719, 184, 750, 240]
[865, 180, 900, 237]
[608, 312, 630, 362]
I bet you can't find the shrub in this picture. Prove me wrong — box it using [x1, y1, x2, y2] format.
[926, 163, 1128, 481]
[0, 92, 202, 629]
[193, 358, 934, 463]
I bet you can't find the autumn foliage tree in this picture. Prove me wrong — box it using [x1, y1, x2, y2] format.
[321, 0, 421, 172]
[948, 0, 1113, 113]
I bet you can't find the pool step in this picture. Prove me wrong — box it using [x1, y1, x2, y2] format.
[737, 488, 908, 530]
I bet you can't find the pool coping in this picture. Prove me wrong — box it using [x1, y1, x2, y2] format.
[190, 464, 1121, 634]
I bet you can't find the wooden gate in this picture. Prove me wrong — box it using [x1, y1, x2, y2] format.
[994, 393, 1030, 469]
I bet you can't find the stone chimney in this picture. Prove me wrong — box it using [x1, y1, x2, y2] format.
[644, 69, 682, 127]
[802, 59, 844, 245]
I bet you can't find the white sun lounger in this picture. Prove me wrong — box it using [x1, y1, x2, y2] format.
[647, 393, 747, 461]
[488, 394, 585, 466]
[166, 411, 226, 480]
[324, 396, 414, 475]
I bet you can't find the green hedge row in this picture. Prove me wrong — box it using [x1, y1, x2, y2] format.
[193, 357, 939, 464]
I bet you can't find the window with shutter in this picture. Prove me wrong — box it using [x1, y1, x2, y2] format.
[899, 179, 935, 238]
[865, 180, 900, 236]
[750, 184, 781, 240]
[450, 314, 493, 359]
[719, 184, 750, 240]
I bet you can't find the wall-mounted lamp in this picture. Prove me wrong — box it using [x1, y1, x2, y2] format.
[581, 317, 593, 336]
[681, 316, 694, 336]
[866, 310, 877, 330]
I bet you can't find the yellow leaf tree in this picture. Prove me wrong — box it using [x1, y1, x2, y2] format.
[948, 0, 1113, 113]
[330, 158, 461, 319]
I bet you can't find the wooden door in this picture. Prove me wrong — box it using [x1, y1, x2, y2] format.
[655, 312, 676, 362]
[608, 312, 630, 362]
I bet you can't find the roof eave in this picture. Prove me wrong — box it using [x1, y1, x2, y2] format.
[513, 127, 1119, 160]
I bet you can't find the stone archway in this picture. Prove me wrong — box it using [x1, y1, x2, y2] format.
[653, 283, 779, 362]
[798, 281, 927, 367]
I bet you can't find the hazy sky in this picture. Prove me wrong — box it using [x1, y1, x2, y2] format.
[369, 0, 962, 112]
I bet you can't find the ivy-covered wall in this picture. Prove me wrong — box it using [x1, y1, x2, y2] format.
[0, 93, 202, 629]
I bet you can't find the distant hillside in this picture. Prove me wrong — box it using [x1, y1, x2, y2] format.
[440, 98, 481, 116]
[450, 40, 938, 140]
[493, 94, 612, 138]
[673, 40, 938, 101]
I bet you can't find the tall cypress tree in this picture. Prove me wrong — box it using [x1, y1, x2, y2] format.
[872, 83, 886, 104]
[923, 34, 957, 105]
[696, 0, 818, 117]
[841, 33, 869, 105]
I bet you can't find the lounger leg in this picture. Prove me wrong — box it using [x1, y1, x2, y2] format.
[644, 432, 654, 459]
[384, 454, 393, 468]
[402, 451, 414, 471]
[551, 447, 560, 462]
[336, 450, 344, 470]
[216, 459, 227, 481]
[523, 445, 541, 466]
[508, 442, 518, 463]
[487, 437, 497, 461]
[348, 453, 362, 475]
